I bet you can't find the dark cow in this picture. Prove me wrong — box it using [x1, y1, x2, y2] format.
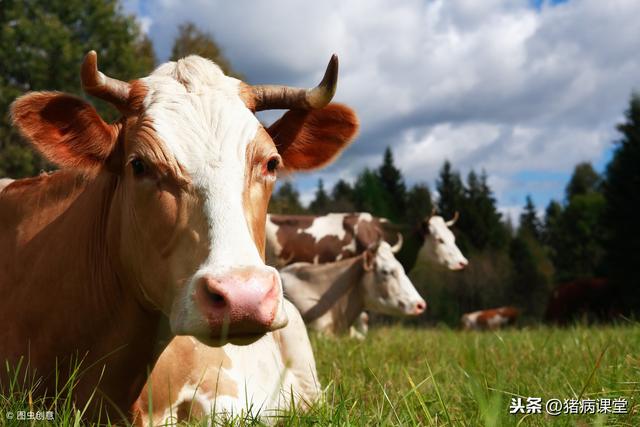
[461, 306, 519, 330]
[545, 278, 619, 324]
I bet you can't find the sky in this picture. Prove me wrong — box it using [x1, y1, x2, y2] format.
[122, 0, 640, 222]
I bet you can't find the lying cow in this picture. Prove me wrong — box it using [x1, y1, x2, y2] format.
[461, 307, 519, 330]
[0, 51, 357, 422]
[282, 241, 426, 336]
[134, 300, 318, 425]
[545, 278, 618, 324]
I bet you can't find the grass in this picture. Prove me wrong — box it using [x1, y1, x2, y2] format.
[1, 323, 639, 426]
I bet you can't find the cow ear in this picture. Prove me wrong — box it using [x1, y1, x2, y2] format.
[363, 250, 375, 271]
[267, 103, 358, 171]
[11, 92, 120, 170]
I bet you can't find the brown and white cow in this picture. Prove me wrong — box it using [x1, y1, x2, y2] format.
[281, 241, 426, 336]
[0, 51, 357, 421]
[134, 300, 319, 425]
[266, 212, 468, 271]
[461, 307, 519, 330]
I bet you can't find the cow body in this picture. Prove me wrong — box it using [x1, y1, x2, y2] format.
[135, 300, 318, 424]
[461, 307, 519, 330]
[282, 242, 425, 335]
[266, 212, 467, 271]
[545, 278, 618, 324]
[0, 52, 357, 421]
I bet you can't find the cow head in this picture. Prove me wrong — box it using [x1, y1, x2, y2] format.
[11, 51, 358, 346]
[418, 211, 468, 270]
[361, 241, 426, 316]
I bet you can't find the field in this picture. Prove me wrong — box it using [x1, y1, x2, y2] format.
[1, 323, 638, 426]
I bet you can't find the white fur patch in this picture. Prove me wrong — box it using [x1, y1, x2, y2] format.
[141, 56, 281, 334]
[303, 213, 347, 242]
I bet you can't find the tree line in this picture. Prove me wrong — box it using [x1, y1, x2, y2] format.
[1, 1, 638, 323]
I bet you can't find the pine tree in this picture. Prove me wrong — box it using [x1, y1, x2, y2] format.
[436, 160, 465, 219]
[353, 168, 392, 218]
[405, 183, 433, 226]
[377, 147, 406, 222]
[566, 162, 600, 200]
[309, 179, 330, 214]
[603, 93, 640, 311]
[519, 195, 542, 242]
[331, 179, 356, 212]
[268, 181, 306, 214]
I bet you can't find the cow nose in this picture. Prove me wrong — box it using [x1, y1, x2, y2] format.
[459, 260, 468, 269]
[195, 267, 288, 342]
[414, 300, 427, 314]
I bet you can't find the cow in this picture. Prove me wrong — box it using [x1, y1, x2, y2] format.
[0, 51, 358, 421]
[281, 241, 426, 336]
[461, 307, 519, 330]
[545, 278, 618, 325]
[134, 300, 319, 425]
[266, 211, 468, 271]
[266, 211, 466, 337]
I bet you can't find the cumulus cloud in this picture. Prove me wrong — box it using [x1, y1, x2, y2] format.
[124, 0, 640, 211]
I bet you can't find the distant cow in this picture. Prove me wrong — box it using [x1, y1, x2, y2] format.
[545, 278, 618, 324]
[282, 241, 426, 336]
[461, 307, 519, 330]
[266, 211, 468, 271]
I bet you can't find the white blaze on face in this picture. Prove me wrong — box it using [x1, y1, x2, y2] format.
[363, 242, 425, 316]
[419, 216, 468, 270]
[141, 56, 276, 332]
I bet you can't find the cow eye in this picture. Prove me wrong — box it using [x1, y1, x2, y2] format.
[437, 237, 445, 244]
[131, 158, 147, 177]
[266, 156, 280, 174]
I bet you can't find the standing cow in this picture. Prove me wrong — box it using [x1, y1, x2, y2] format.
[0, 51, 357, 421]
[282, 241, 426, 336]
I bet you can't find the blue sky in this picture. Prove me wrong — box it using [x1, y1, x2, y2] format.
[122, 0, 638, 222]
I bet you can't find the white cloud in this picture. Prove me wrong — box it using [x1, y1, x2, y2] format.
[125, 0, 640, 212]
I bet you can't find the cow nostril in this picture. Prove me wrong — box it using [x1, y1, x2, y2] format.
[415, 301, 426, 312]
[205, 288, 226, 307]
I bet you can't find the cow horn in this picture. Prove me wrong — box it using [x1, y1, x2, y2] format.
[390, 233, 403, 253]
[81, 51, 131, 113]
[251, 54, 338, 111]
[445, 211, 459, 227]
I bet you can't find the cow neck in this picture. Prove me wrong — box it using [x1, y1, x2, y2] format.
[0, 169, 166, 420]
[298, 256, 366, 331]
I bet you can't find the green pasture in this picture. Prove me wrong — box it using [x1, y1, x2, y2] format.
[1, 323, 638, 426]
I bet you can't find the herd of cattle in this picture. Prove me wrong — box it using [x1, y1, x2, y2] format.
[0, 52, 618, 424]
